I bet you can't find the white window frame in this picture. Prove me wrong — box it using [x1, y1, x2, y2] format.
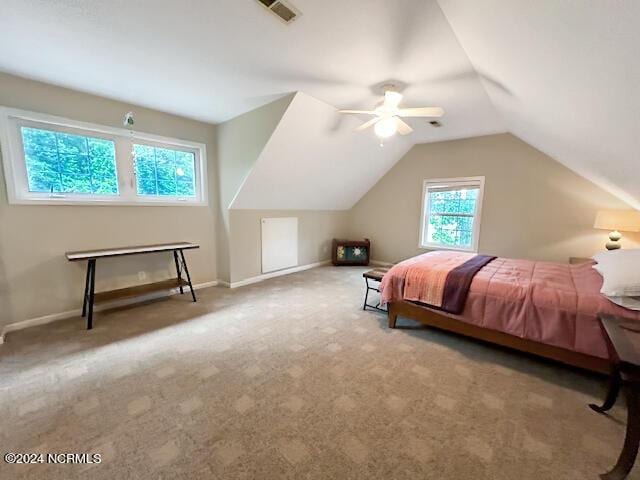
[0, 106, 208, 206]
[419, 176, 485, 253]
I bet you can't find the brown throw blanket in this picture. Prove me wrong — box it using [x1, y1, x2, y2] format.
[380, 251, 496, 314]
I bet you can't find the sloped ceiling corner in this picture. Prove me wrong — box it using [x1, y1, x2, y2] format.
[218, 94, 294, 210]
[437, 0, 640, 209]
[230, 92, 413, 210]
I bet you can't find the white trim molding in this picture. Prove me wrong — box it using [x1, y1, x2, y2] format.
[0, 260, 335, 344]
[0, 280, 218, 344]
[221, 260, 330, 289]
[0, 106, 208, 206]
[419, 176, 485, 253]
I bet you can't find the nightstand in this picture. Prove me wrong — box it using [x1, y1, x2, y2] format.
[589, 314, 640, 479]
[569, 257, 593, 264]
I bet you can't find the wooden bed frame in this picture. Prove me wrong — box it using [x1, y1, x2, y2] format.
[387, 300, 611, 374]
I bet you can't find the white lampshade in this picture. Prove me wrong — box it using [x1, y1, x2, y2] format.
[594, 210, 640, 232]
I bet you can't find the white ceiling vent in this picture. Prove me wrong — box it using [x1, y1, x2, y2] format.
[256, 0, 300, 24]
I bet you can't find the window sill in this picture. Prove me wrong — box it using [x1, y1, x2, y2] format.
[7, 196, 208, 207]
[419, 243, 478, 253]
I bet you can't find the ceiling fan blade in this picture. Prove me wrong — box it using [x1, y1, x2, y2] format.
[355, 117, 381, 132]
[397, 107, 444, 118]
[396, 118, 414, 135]
[338, 110, 378, 115]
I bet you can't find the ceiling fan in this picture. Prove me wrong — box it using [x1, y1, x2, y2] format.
[338, 86, 444, 140]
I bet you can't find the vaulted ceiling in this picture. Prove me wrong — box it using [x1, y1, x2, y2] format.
[0, 0, 503, 142]
[230, 92, 413, 210]
[438, 0, 640, 209]
[1, 0, 638, 209]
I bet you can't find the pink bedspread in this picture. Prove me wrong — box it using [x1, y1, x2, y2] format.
[381, 254, 640, 359]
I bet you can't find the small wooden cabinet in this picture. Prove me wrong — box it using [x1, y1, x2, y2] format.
[332, 238, 370, 266]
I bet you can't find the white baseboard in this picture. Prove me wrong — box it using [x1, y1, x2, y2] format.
[222, 260, 330, 289]
[0, 260, 334, 344]
[370, 259, 395, 267]
[0, 280, 218, 344]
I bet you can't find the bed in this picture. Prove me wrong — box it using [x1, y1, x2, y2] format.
[381, 251, 640, 373]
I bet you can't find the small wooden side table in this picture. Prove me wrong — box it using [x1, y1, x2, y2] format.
[589, 314, 640, 479]
[570, 257, 593, 264]
[332, 238, 370, 266]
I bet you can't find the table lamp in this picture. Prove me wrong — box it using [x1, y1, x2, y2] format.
[593, 210, 640, 250]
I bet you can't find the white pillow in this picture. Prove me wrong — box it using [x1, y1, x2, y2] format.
[593, 248, 640, 264]
[592, 249, 640, 297]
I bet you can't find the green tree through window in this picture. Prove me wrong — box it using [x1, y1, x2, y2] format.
[425, 187, 479, 249]
[21, 127, 118, 195]
[134, 144, 196, 197]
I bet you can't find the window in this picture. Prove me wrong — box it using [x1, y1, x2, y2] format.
[419, 176, 485, 252]
[21, 127, 119, 195]
[0, 107, 207, 205]
[134, 144, 195, 197]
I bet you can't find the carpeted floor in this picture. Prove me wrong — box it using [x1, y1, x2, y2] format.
[0, 266, 635, 479]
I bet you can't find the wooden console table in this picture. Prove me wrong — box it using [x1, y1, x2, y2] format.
[589, 314, 640, 479]
[66, 242, 199, 330]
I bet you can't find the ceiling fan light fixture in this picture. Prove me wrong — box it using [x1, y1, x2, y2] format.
[338, 88, 442, 141]
[384, 90, 403, 108]
[374, 117, 398, 138]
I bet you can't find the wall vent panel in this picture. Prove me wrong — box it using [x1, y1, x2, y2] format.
[261, 217, 298, 273]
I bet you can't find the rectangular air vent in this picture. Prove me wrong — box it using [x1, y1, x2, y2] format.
[256, 0, 300, 24]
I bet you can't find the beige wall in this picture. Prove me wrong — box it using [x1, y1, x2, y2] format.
[229, 210, 348, 283]
[3, 73, 638, 328]
[0, 73, 218, 327]
[216, 95, 293, 282]
[347, 133, 640, 264]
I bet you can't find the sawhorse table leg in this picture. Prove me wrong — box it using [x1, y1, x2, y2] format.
[81, 259, 96, 330]
[175, 249, 197, 302]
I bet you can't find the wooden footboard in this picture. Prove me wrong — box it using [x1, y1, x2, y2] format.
[387, 301, 610, 374]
